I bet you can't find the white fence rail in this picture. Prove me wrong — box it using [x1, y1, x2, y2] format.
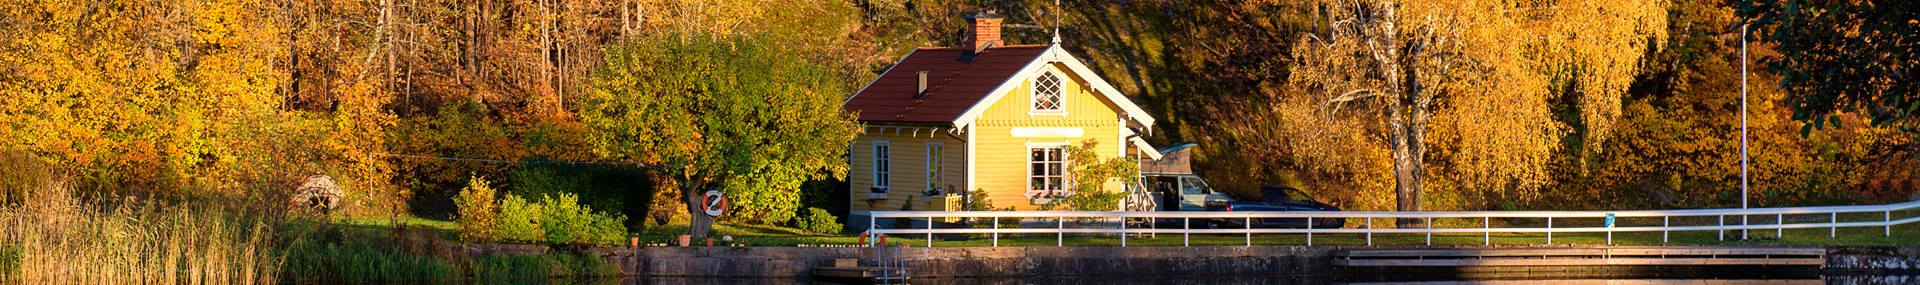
[866, 200, 1920, 247]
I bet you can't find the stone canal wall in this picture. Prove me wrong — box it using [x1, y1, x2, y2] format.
[573, 246, 1335, 278]
[1826, 247, 1920, 274]
[471, 245, 1920, 278]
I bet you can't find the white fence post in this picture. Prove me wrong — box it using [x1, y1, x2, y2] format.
[927, 216, 934, 248]
[1483, 216, 1490, 246]
[1244, 217, 1252, 247]
[869, 215, 878, 247]
[1886, 210, 1893, 237]
[1365, 218, 1373, 246]
[1121, 216, 1129, 247]
[1829, 212, 1837, 238]
[993, 217, 1000, 247]
[1546, 217, 1553, 245]
[1425, 217, 1433, 246]
[1183, 218, 1191, 247]
[1718, 215, 1725, 241]
[1776, 213, 1784, 238]
[1057, 217, 1065, 247]
[1307, 218, 1314, 246]
[1662, 216, 1670, 244]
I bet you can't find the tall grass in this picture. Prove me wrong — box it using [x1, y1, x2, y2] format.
[0, 180, 281, 284]
[279, 221, 460, 282]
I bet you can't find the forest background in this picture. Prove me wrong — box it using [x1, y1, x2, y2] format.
[1, 0, 1914, 231]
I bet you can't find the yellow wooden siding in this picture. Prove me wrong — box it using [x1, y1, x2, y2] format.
[971, 63, 1129, 210]
[848, 129, 968, 212]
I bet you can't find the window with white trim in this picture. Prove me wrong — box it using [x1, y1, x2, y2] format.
[1031, 71, 1063, 112]
[926, 143, 944, 195]
[871, 141, 890, 193]
[1027, 146, 1066, 197]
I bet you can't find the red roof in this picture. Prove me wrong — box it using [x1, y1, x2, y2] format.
[845, 45, 1051, 124]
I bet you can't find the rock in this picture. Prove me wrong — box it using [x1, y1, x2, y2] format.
[292, 174, 343, 214]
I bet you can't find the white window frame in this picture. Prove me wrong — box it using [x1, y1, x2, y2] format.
[871, 140, 891, 197]
[1024, 142, 1070, 202]
[1029, 70, 1067, 116]
[926, 142, 945, 195]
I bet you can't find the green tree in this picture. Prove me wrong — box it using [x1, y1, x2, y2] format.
[579, 33, 859, 240]
[1044, 140, 1141, 211]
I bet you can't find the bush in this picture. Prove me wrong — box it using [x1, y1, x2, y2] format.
[794, 207, 842, 235]
[0, 151, 51, 204]
[964, 189, 1018, 228]
[537, 193, 628, 246]
[454, 176, 499, 241]
[497, 195, 545, 243]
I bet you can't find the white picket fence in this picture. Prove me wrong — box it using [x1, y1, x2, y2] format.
[866, 200, 1920, 247]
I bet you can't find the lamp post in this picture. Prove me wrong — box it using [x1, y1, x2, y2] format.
[1740, 23, 1751, 240]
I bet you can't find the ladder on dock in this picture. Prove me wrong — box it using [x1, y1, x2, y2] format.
[874, 242, 909, 284]
[811, 242, 910, 284]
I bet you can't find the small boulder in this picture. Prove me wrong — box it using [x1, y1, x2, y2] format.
[292, 175, 343, 214]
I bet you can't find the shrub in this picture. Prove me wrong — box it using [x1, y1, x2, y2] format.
[497, 194, 545, 243]
[537, 193, 627, 246]
[795, 207, 842, 235]
[454, 176, 499, 241]
[965, 189, 1017, 228]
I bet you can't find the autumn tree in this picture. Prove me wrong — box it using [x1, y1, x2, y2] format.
[1738, 0, 1920, 134]
[1283, 0, 1664, 216]
[580, 33, 859, 239]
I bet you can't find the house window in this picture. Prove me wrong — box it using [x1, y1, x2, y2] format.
[1028, 146, 1066, 197]
[872, 141, 890, 193]
[927, 143, 944, 195]
[1032, 71, 1063, 112]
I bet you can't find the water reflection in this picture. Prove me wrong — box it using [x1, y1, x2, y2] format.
[369, 275, 1915, 285]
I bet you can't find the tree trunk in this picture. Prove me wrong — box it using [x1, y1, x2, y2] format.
[683, 183, 713, 240]
[1390, 101, 1425, 227]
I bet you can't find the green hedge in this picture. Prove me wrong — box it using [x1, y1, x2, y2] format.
[795, 207, 842, 235]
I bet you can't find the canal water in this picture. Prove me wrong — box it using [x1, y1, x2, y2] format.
[424, 275, 1915, 284]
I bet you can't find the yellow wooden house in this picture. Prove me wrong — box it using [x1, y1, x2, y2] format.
[842, 12, 1162, 226]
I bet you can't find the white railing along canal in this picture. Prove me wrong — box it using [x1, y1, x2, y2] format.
[866, 200, 1920, 247]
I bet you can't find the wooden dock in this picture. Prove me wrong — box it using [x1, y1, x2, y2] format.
[810, 258, 909, 285]
[1334, 246, 1826, 280]
[1335, 246, 1825, 267]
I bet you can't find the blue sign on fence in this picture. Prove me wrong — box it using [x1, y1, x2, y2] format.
[1605, 213, 1616, 228]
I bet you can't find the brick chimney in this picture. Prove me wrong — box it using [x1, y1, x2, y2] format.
[963, 11, 1005, 55]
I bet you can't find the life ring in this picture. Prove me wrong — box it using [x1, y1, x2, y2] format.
[700, 190, 728, 217]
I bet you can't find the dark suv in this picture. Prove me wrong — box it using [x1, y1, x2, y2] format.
[1222, 186, 1345, 229]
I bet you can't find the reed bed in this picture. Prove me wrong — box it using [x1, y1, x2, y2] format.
[0, 181, 281, 285]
